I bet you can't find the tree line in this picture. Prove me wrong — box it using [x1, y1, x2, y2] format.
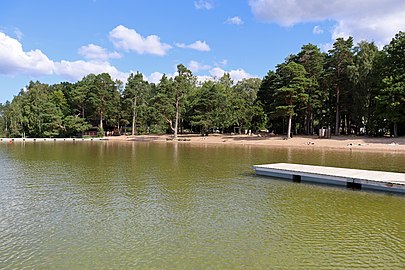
[0, 31, 404, 138]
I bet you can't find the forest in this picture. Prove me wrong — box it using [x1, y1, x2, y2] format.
[0, 31, 404, 138]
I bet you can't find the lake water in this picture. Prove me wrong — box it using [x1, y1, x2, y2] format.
[0, 141, 404, 269]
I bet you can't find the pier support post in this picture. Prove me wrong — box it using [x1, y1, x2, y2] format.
[293, 175, 301, 183]
[346, 180, 362, 190]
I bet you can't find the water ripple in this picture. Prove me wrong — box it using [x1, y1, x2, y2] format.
[0, 143, 404, 269]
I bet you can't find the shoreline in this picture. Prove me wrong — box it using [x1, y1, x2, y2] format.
[111, 134, 405, 153]
[2, 134, 405, 153]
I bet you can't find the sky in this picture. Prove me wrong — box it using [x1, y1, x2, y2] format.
[1, 0, 404, 103]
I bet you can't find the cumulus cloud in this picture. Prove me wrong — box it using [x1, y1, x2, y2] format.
[147, 65, 255, 86]
[194, 0, 214, 10]
[192, 67, 256, 84]
[78, 44, 121, 60]
[188, 60, 211, 72]
[109, 25, 172, 56]
[0, 32, 128, 82]
[195, 75, 214, 83]
[175, 40, 210, 51]
[0, 32, 54, 76]
[209, 67, 255, 81]
[0, 31, 256, 93]
[54, 60, 128, 82]
[147, 72, 165, 84]
[226, 16, 244, 25]
[249, 0, 405, 44]
[228, 69, 255, 81]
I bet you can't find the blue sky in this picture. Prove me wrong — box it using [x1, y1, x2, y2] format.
[1, 0, 404, 103]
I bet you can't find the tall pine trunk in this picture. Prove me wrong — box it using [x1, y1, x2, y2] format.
[131, 96, 137, 136]
[173, 95, 179, 139]
[335, 86, 340, 136]
[287, 114, 292, 139]
[305, 112, 311, 135]
[393, 122, 398, 137]
[99, 112, 103, 130]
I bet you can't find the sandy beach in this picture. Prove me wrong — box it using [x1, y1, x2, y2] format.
[106, 133, 405, 153]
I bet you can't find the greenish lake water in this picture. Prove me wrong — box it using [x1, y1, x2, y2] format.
[0, 141, 404, 269]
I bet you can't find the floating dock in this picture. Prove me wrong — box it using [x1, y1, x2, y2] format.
[253, 163, 405, 193]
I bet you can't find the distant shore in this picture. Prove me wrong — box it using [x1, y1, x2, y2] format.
[109, 134, 405, 153]
[2, 134, 405, 153]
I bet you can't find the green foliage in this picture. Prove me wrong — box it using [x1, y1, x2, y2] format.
[274, 62, 310, 138]
[347, 41, 380, 135]
[296, 44, 327, 134]
[376, 31, 405, 136]
[376, 75, 405, 136]
[326, 37, 355, 135]
[97, 127, 105, 137]
[189, 80, 224, 132]
[63, 116, 91, 137]
[122, 71, 150, 135]
[15, 81, 63, 137]
[0, 102, 7, 137]
[86, 73, 118, 130]
[50, 84, 71, 117]
[231, 78, 263, 132]
[257, 70, 280, 131]
[149, 75, 176, 132]
[172, 64, 194, 138]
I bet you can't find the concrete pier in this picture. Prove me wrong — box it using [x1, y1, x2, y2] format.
[253, 163, 405, 193]
[0, 137, 106, 143]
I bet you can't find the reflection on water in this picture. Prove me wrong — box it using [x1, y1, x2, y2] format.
[0, 141, 404, 269]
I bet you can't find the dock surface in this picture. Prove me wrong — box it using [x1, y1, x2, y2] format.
[253, 163, 405, 193]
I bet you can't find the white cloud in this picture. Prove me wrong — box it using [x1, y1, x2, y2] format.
[0, 32, 54, 76]
[0, 31, 255, 93]
[147, 65, 255, 86]
[54, 60, 128, 82]
[188, 60, 211, 72]
[78, 44, 121, 60]
[109, 25, 172, 56]
[194, 0, 214, 10]
[312, 25, 323, 34]
[226, 16, 244, 25]
[147, 72, 165, 84]
[175, 40, 210, 52]
[209, 67, 255, 81]
[196, 75, 214, 83]
[229, 69, 255, 81]
[249, 0, 405, 44]
[0, 32, 128, 83]
[209, 67, 225, 78]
